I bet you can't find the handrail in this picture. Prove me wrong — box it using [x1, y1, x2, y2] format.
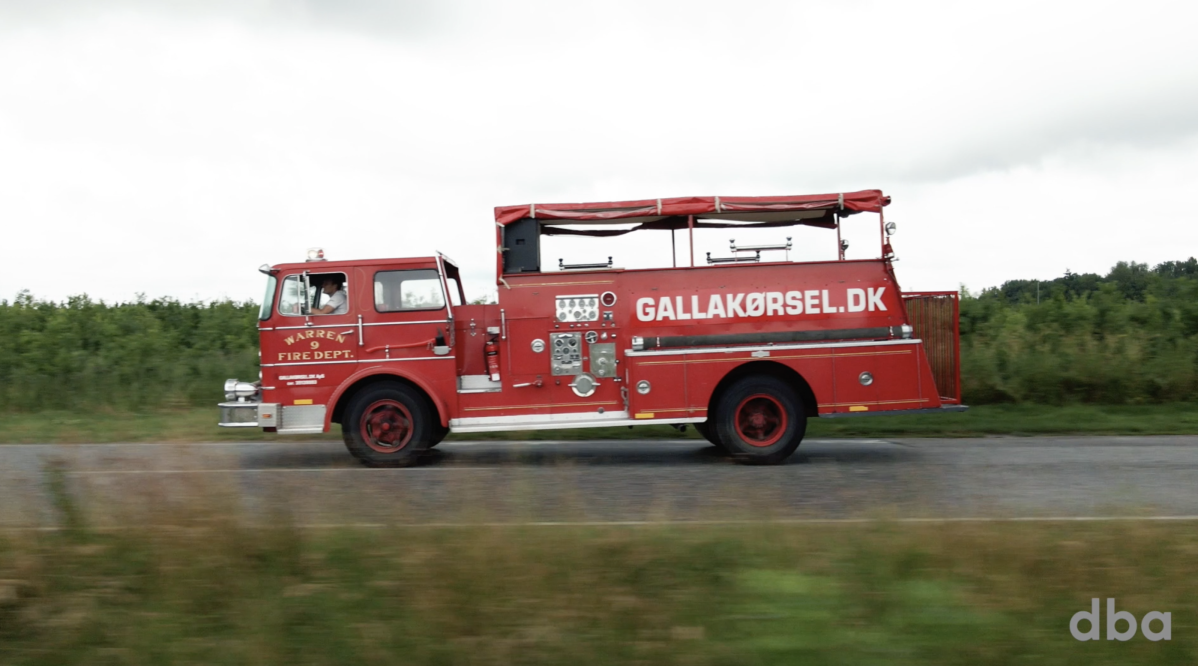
[364, 338, 436, 353]
[559, 257, 613, 270]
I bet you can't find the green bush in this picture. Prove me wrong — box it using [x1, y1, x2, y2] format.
[960, 259, 1198, 404]
[0, 292, 259, 412]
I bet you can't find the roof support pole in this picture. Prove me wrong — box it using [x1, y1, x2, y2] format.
[688, 215, 695, 267]
[879, 210, 886, 258]
[837, 220, 844, 261]
[671, 228, 677, 268]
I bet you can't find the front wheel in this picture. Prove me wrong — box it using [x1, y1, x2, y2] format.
[694, 421, 725, 450]
[713, 375, 805, 465]
[342, 382, 433, 467]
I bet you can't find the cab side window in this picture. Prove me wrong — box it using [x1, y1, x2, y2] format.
[374, 269, 446, 312]
[278, 272, 350, 316]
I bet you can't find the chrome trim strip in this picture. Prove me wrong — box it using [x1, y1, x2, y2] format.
[623, 338, 921, 357]
[270, 320, 446, 331]
[271, 322, 363, 331]
[363, 320, 448, 327]
[261, 360, 360, 367]
[365, 356, 454, 363]
[261, 356, 454, 368]
[449, 413, 706, 434]
[452, 410, 630, 427]
[277, 426, 326, 434]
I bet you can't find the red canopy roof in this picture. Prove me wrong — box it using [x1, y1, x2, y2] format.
[494, 190, 889, 229]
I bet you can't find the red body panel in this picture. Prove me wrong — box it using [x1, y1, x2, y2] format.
[258, 257, 948, 430]
[252, 191, 958, 435]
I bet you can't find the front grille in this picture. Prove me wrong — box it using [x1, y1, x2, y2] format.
[279, 405, 327, 432]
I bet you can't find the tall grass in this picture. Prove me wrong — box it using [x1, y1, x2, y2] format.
[1, 258, 1196, 413]
[1, 501, 1195, 663]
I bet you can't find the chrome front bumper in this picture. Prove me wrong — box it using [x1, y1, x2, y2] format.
[218, 401, 278, 428]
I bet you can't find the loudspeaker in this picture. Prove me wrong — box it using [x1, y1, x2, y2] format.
[503, 217, 540, 274]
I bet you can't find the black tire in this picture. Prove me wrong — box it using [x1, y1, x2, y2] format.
[341, 382, 434, 467]
[428, 422, 449, 448]
[694, 421, 725, 450]
[713, 375, 805, 465]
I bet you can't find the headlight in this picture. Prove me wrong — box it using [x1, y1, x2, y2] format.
[224, 379, 259, 401]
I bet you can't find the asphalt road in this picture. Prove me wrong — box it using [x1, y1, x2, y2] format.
[2, 436, 1197, 528]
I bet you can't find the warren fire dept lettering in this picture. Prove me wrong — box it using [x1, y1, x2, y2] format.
[278, 329, 355, 362]
[635, 287, 887, 322]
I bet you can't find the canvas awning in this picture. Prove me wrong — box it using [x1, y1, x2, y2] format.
[493, 190, 889, 237]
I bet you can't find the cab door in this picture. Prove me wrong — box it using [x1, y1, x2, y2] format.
[261, 269, 359, 432]
[357, 265, 454, 364]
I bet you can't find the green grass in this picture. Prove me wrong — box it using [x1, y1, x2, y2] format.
[1, 403, 1195, 444]
[1, 517, 1194, 664]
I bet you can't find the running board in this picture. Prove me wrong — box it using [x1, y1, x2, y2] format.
[819, 405, 969, 419]
[450, 410, 705, 434]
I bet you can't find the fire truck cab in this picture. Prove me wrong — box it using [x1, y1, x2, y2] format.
[220, 189, 963, 466]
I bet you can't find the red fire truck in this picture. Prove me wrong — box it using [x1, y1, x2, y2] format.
[220, 189, 963, 466]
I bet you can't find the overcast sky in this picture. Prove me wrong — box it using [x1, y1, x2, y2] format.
[3, 0, 1197, 304]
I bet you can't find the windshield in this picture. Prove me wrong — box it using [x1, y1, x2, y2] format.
[259, 275, 277, 321]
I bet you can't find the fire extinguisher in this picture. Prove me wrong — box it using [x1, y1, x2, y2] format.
[485, 335, 501, 382]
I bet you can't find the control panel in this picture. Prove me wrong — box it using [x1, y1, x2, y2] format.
[550, 332, 583, 375]
[556, 295, 599, 323]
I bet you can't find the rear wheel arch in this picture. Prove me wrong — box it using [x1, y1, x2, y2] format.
[705, 360, 818, 420]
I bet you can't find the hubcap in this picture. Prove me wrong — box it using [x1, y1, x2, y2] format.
[734, 394, 787, 447]
[361, 399, 414, 453]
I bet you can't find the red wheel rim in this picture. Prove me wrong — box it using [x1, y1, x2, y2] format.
[734, 394, 787, 447]
[360, 399, 414, 453]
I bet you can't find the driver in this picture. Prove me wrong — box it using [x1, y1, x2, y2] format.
[313, 277, 348, 315]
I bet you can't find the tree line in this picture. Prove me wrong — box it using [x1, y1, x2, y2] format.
[960, 259, 1198, 404]
[0, 258, 1194, 412]
[0, 293, 259, 412]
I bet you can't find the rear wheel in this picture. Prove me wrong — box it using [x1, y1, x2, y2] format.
[342, 382, 433, 467]
[713, 375, 805, 465]
[428, 422, 449, 448]
[694, 421, 725, 450]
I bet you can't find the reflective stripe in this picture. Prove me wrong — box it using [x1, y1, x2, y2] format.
[624, 338, 920, 357]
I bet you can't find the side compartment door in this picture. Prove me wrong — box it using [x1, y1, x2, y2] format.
[831, 348, 878, 414]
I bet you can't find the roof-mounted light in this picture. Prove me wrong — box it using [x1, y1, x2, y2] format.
[305, 248, 326, 262]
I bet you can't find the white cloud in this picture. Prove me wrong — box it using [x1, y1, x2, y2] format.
[2, 1, 1197, 303]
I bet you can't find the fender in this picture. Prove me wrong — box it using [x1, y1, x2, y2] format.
[325, 365, 451, 430]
